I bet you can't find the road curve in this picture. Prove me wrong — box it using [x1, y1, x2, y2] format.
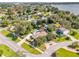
[0, 33, 78, 57]
[0, 34, 35, 57]
[37, 41, 74, 57]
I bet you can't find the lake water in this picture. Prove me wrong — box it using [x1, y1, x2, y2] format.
[52, 4, 79, 15]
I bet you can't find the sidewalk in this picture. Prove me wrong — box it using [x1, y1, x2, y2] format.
[63, 46, 79, 53]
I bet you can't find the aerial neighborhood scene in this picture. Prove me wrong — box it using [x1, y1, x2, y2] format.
[0, 3, 79, 57]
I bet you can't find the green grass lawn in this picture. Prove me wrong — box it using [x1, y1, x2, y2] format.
[55, 36, 71, 42]
[55, 48, 79, 57]
[74, 34, 79, 39]
[22, 43, 41, 55]
[0, 30, 20, 42]
[0, 44, 18, 57]
[70, 29, 79, 40]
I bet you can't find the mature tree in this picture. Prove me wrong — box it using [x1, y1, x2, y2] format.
[70, 30, 76, 36]
[1, 20, 10, 27]
[69, 42, 79, 48]
[13, 21, 33, 36]
[46, 33, 56, 41]
[0, 50, 3, 56]
[65, 37, 70, 40]
[47, 24, 53, 32]
[47, 17, 54, 24]
[36, 36, 46, 47]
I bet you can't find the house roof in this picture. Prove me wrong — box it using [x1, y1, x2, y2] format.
[59, 27, 69, 32]
[32, 29, 47, 38]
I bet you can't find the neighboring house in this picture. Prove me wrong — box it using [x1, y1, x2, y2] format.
[9, 26, 15, 32]
[56, 27, 69, 36]
[37, 12, 42, 15]
[59, 27, 70, 35]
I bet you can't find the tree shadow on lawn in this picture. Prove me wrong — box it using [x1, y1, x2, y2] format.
[51, 52, 56, 57]
[6, 33, 18, 41]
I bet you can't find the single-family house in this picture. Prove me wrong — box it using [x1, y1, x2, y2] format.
[32, 27, 47, 39]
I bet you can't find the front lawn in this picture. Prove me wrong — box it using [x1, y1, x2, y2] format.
[0, 30, 20, 42]
[55, 48, 79, 57]
[21, 43, 41, 55]
[70, 29, 79, 40]
[0, 44, 18, 57]
[55, 36, 71, 42]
